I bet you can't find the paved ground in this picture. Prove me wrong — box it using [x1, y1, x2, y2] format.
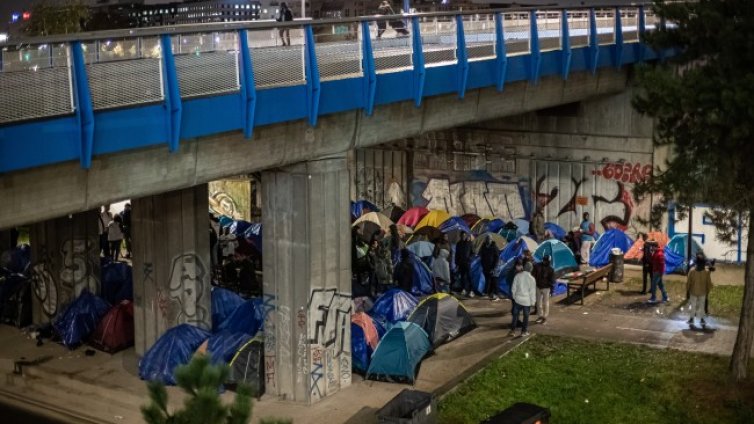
[0, 266, 745, 424]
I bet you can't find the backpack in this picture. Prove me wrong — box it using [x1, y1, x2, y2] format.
[284, 9, 293, 21]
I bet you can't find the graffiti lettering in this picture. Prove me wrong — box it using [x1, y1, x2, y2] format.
[310, 348, 324, 400]
[59, 239, 99, 298]
[29, 248, 58, 318]
[593, 181, 635, 231]
[592, 162, 652, 184]
[416, 177, 527, 220]
[307, 289, 352, 355]
[264, 355, 276, 390]
[167, 253, 209, 329]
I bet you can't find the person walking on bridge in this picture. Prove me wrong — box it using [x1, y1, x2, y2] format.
[276, 2, 294, 46]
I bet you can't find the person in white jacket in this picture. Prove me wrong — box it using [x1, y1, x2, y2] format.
[508, 259, 537, 337]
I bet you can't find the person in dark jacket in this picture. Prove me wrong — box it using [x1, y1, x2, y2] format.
[479, 235, 499, 300]
[641, 234, 655, 294]
[455, 232, 473, 297]
[276, 2, 294, 46]
[433, 233, 450, 259]
[532, 255, 556, 324]
[394, 248, 414, 293]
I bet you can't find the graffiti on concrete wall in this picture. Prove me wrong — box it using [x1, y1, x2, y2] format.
[209, 180, 251, 221]
[60, 239, 99, 299]
[261, 293, 277, 392]
[167, 253, 209, 330]
[307, 288, 352, 401]
[29, 248, 58, 318]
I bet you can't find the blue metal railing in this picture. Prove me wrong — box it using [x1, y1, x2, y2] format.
[0, 5, 662, 174]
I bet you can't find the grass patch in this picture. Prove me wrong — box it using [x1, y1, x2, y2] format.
[439, 335, 754, 424]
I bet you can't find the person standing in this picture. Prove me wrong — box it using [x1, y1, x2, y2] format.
[276, 2, 293, 46]
[531, 209, 545, 241]
[456, 232, 473, 297]
[533, 255, 555, 324]
[479, 235, 499, 300]
[508, 259, 536, 337]
[394, 248, 414, 293]
[432, 249, 451, 293]
[98, 205, 113, 258]
[121, 203, 132, 259]
[369, 233, 393, 293]
[579, 212, 596, 264]
[687, 252, 713, 327]
[640, 235, 654, 294]
[648, 244, 669, 303]
[107, 215, 125, 261]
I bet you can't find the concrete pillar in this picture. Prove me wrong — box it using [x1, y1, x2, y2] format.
[28, 211, 101, 324]
[262, 156, 352, 404]
[131, 185, 212, 355]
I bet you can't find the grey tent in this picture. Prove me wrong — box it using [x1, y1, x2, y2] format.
[227, 336, 264, 397]
[407, 293, 476, 348]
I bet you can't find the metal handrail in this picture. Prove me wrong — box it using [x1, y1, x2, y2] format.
[0, 3, 652, 47]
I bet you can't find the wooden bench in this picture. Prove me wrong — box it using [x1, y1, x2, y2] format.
[567, 264, 613, 305]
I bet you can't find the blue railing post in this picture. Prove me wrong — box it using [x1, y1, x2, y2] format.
[494, 13, 507, 92]
[614, 8, 624, 68]
[361, 21, 377, 116]
[160, 34, 182, 153]
[304, 24, 321, 127]
[411, 16, 425, 107]
[238, 29, 257, 139]
[455, 15, 469, 99]
[529, 11, 541, 83]
[70, 41, 95, 169]
[638, 5, 647, 62]
[588, 8, 599, 74]
[561, 10, 571, 80]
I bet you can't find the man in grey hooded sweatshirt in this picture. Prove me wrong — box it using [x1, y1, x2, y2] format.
[432, 249, 451, 293]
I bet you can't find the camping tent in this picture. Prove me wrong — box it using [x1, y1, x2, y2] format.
[472, 232, 507, 254]
[218, 215, 234, 229]
[211, 287, 245, 332]
[415, 210, 451, 230]
[470, 218, 490, 236]
[197, 330, 253, 365]
[370, 289, 418, 324]
[242, 223, 263, 254]
[410, 226, 443, 244]
[544, 222, 567, 240]
[664, 234, 703, 274]
[486, 219, 505, 234]
[229, 220, 252, 237]
[366, 322, 431, 383]
[89, 300, 134, 353]
[461, 213, 481, 229]
[397, 207, 429, 228]
[407, 241, 435, 258]
[393, 251, 434, 295]
[352, 312, 381, 373]
[514, 218, 530, 236]
[534, 240, 578, 275]
[439, 216, 472, 244]
[383, 205, 406, 223]
[589, 229, 634, 267]
[53, 289, 111, 349]
[408, 294, 475, 347]
[496, 257, 518, 299]
[100, 260, 133, 305]
[351, 200, 380, 220]
[227, 336, 265, 396]
[498, 222, 519, 242]
[218, 298, 265, 337]
[353, 212, 394, 236]
[499, 236, 538, 263]
[139, 324, 210, 385]
[624, 231, 669, 261]
[471, 256, 489, 295]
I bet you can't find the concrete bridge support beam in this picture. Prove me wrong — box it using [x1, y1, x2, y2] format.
[131, 184, 212, 356]
[28, 210, 101, 324]
[261, 156, 352, 403]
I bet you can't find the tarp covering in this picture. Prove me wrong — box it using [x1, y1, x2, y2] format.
[411, 255, 435, 296]
[229, 220, 252, 236]
[544, 222, 567, 240]
[496, 257, 517, 299]
[407, 241, 435, 258]
[534, 240, 578, 274]
[100, 261, 133, 305]
[53, 289, 111, 349]
[664, 234, 703, 274]
[514, 218, 530, 236]
[471, 256, 488, 295]
[211, 287, 245, 332]
[438, 216, 472, 235]
[408, 294, 475, 348]
[625, 231, 669, 261]
[415, 210, 451, 230]
[366, 322, 431, 383]
[199, 330, 253, 365]
[499, 236, 538, 263]
[228, 337, 265, 396]
[89, 300, 134, 353]
[397, 207, 429, 228]
[139, 324, 210, 385]
[351, 200, 380, 220]
[242, 223, 263, 253]
[486, 219, 505, 234]
[589, 229, 634, 267]
[218, 298, 265, 337]
[371, 289, 418, 324]
[352, 312, 381, 373]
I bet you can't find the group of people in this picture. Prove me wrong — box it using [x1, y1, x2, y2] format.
[209, 216, 262, 297]
[98, 204, 131, 261]
[507, 254, 557, 337]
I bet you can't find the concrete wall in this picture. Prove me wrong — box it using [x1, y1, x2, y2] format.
[131, 185, 212, 355]
[28, 210, 100, 324]
[353, 148, 408, 209]
[0, 69, 632, 230]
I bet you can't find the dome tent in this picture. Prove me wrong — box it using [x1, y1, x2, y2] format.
[664, 234, 703, 274]
[408, 293, 475, 348]
[589, 229, 633, 267]
[370, 289, 418, 324]
[534, 240, 578, 275]
[139, 324, 210, 385]
[366, 322, 431, 384]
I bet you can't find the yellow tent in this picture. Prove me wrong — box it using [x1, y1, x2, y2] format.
[414, 210, 451, 230]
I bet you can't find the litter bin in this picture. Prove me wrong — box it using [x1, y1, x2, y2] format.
[481, 402, 550, 424]
[609, 248, 624, 283]
[377, 389, 437, 424]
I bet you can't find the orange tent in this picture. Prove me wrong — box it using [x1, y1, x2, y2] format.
[625, 232, 670, 261]
[352, 312, 380, 350]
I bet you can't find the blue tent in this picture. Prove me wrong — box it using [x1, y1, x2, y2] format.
[471, 256, 488, 295]
[100, 261, 133, 305]
[53, 289, 110, 349]
[218, 215, 234, 229]
[486, 219, 505, 234]
[664, 234, 703, 274]
[438, 216, 472, 235]
[589, 229, 634, 267]
[139, 324, 210, 385]
[496, 257, 517, 299]
[394, 252, 434, 295]
[242, 223, 263, 253]
[211, 287, 245, 332]
[218, 298, 265, 337]
[204, 330, 253, 365]
[229, 220, 252, 236]
[544, 222, 567, 240]
[352, 322, 371, 373]
[499, 236, 538, 263]
[366, 322, 431, 383]
[371, 289, 418, 324]
[351, 200, 380, 220]
[514, 218, 530, 236]
[534, 240, 578, 274]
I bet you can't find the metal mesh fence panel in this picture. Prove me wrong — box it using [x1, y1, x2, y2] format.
[503, 13, 530, 55]
[463, 14, 496, 61]
[367, 20, 413, 74]
[173, 32, 240, 98]
[314, 23, 362, 81]
[596, 9, 616, 45]
[567, 11, 590, 48]
[420, 16, 457, 67]
[622, 8, 640, 42]
[537, 12, 562, 52]
[248, 28, 306, 89]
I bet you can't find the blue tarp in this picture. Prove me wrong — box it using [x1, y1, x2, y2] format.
[211, 287, 245, 332]
[139, 324, 210, 385]
[496, 258, 517, 299]
[2, 245, 30, 273]
[664, 234, 703, 274]
[371, 289, 418, 324]
[514, 219, 530, 236]
[499, 237, 536, 263]
[218, 298, 265, 337]
[53, 289, 110, 349]
[366, 322, 431, 383]
[352, 323, 370, 373]
[242, 223, 263, 253]
[205, 330, 253, 365]
[229, 220, 251, 237]
[487, 219, 505, 234]
[544, 222, 567, 240]
[534, 240, 578, 274]
[589, 229, 634, 267]
[412, 257, 435, 296]
[471, 256, 488, 295]
[438, 217, 472, 235]
[100, 261, 133, 305]
[351, 200, 380, 220]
